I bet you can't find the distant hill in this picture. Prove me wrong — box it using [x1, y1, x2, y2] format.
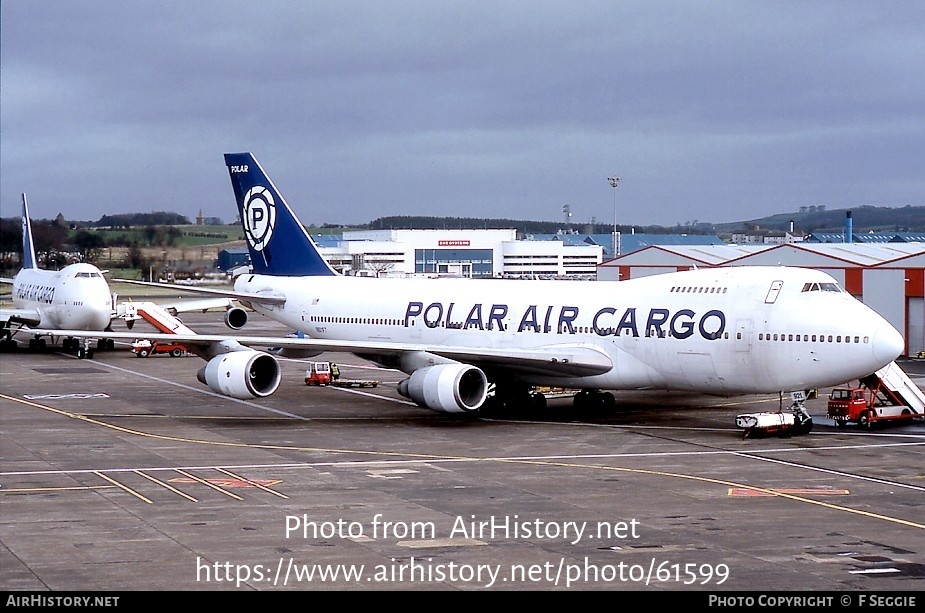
[351, 216, 718, 236]
[350, 206, 925, 236]
[713, 205, 925, 234]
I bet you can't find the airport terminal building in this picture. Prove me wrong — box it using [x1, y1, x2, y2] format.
[315, 229, 605, 279]
[304, 229, 724, 280]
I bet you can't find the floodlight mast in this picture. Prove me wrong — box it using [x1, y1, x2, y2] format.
[608, 176, 620, 258]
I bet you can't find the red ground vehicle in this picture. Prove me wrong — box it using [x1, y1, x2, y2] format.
[304, 361, 333, 385]
[304, 362, 379, 387]
[827, 385, 917, 428]
[132, 339, 188, 358]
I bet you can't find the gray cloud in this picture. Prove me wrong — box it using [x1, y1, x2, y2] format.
[2, 1, 923, 228]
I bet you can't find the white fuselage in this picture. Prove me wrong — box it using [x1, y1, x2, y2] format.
[11, 263, 113, 331]
[235, 266, 904, 395]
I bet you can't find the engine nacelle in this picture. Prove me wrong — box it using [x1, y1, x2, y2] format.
[196, 350, 281, 399]
[224, 306, 248, 330]
[397, 364, 488, 414]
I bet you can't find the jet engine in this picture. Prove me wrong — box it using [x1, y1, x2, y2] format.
[224, 306, 248, 330]
[397, 364, 488, 414]
[196, 350, 281, 399]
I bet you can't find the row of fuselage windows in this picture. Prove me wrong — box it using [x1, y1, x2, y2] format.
[311, 315, 405, 326]
[759, 332, 869, 344]
[669, 286, 729, 294]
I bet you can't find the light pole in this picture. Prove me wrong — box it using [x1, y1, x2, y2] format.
[608, 176, 620, 258]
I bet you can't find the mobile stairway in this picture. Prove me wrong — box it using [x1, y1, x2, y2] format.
[116, 301, 195, 335]
[844, 361, 925, 427]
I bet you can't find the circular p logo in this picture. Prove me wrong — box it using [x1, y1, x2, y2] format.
[242, 186, 276, 252]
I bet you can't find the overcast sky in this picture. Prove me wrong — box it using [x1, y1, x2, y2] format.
[2, 2, 923, 229]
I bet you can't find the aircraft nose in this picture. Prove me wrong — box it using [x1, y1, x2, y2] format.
[872, 322, 904, 366]
[72, 303, 112, 331]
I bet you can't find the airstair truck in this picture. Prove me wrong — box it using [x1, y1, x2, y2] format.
[827, 362, 925, 428]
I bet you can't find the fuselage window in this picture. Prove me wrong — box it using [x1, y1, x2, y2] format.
[773, 334, 778, 341]
[811, 335, 816, 342]
[854, 336, 860, 343]
[863, 336, 869, 343]
[836, 336, 842, 342]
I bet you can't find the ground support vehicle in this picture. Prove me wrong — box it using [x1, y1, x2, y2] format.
[330, 379, 380, 388]
[304, 362, 333, 385]
[827, 362, 924, 428]
[736, 390, 813, 438]
[304, 362, 379, 387]
[132, 339, 188, 358]
[736, 411, 798, 438]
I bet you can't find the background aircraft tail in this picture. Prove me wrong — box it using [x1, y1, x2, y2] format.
[224, 152, 336, 277]
[21, 194, 38, 269]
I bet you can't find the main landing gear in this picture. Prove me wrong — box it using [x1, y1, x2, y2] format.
[480, 382, 548, 417]
[60, 337, 114, 359]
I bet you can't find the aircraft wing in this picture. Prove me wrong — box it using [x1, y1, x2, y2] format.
[113, 279, 285, 307]
[154, 297, 237, 315]
[29, 328, 613, 377]
[1, 307, 42, 328]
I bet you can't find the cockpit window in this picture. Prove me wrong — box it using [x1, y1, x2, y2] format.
[73, 271, 102, 278]
[801, 282, 843, 293]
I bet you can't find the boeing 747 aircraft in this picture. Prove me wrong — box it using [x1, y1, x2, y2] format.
[39, 153, 906, 429]
[1, 194, 115, 357]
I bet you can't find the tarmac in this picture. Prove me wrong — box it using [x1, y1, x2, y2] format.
[1, 311, 923, 592]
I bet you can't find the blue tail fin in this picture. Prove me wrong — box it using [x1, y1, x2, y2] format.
[224, 152, 337, 277]
[21, 194, 38, 269]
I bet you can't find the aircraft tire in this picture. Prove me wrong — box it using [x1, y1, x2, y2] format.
[801, 417, 813, 434]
